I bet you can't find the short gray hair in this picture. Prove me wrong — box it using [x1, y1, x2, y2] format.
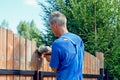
[49, 11, 67, 27]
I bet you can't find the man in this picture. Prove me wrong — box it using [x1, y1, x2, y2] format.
[45, 11, 84, 80]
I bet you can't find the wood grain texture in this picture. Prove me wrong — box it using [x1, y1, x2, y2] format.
[31, 41, 37, 80]
[0, 28, 7, 80]
[13, 35, 20, 80]
[26, 39, 32, 80]
[31, 40, 38, 70]
[0, 28, 105, 80]
[20, 37, 26, 80]
[6, 29, 14, 80]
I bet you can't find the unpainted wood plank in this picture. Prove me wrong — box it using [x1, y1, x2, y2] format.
[31, 41, 38, 70]
[94, 57, 98, 80]
[83, 52, 87, 74]
[97, 59, 100, 75]
[91, 55, 95, 80]
[20, 37, 26, 80]
[43, 58, 48, 80]
[0, 28, 7, 80]
[31, 41, 37, 80]
[13, 35, 20, 80]
[47, 61, 52, 80]
[87, 53, 91, 74]
[6, 30, 14, 80]
[96, 52, 104, 68]
[0, 27, 2, 55]
[87, 52, 89, 75]
[87, 52, 91, 80]
[25, 39, 32, 80]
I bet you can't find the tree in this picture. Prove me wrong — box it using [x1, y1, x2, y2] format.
[104, 1, 120, 79]
[39, 0, 120, 79]
[17, 20, 43, 46]
[38, 0, 58, 45]
[39, 0, 115, 53]
[0, 19, 9, 29]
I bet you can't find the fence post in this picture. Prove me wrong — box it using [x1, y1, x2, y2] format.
[33, 71, 37, 80]
[39, 71, 43, 80]
[104, 69, 109, 80]
[100, 68, 104, 80]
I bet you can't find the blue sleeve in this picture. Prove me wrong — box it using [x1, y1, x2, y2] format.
[49, 42, 59, 69]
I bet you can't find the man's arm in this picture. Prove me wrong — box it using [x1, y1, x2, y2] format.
[44, 54, 57, 72]
[37, 45, 58, 72]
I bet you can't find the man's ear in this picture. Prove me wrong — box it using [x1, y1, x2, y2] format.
[52, 21, 58, 28]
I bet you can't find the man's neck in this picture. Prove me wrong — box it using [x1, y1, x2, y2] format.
[59, 28, 68, 37]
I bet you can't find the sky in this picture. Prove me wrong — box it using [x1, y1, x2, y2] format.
[0, 0, 45, 34]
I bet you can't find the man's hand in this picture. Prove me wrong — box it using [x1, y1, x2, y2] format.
[43, 50, 51, 62]
[37, 45, 52, 62]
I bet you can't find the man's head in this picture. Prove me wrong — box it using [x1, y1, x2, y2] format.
[49, 11, 68, 37]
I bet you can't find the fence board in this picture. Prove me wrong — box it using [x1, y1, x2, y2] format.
[88, 53, 91, 80]
[20, 37, 26, 80]
[0, 28, 1, 52]
[91, 55, 95, 80]
[43, 59, 48, 80]
[96, 52, 103, 75]
[6, 30, 14, 80]
[97, 60, 100, 74]
[31, 41, 37, 80]
[0, 28, 7, 80]
[96, 52, 104, 68]
[84, 52, 88, 80]
[87, 52, 90, 80]
[26, 39, 32, 80]
[83, 52, 88, 80]
[31, 41, 37, 70]
[47, 61, 52, 80]
[13, 35, 20, 80]
[94, 57, 98, 80]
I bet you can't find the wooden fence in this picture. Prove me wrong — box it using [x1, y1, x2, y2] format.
[0, 27, 104, 80]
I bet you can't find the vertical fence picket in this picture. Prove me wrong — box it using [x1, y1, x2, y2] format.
[96, 52, 104, 68]
[31, 40, 37, 80]
[90, 55, 93, 80]
[43, 59, 48, 80]
[6, 30, 14, 80]
[26, 39, 32, 80]
[13, 35, 20, 80]
[0, 28, 7, 80]
[91, 55, 95, 80]
[20, 37, 26, 80]
[0, 27, 1, 56]
[87, 52, 89, 80]
[47, 61, 52, 80]
[88, 53, 91, 80]
[95, 57, 97, 80]
[97, 60, 100, 75]
[96, 52, 103, 76]
[84, 52, 88, 80]
[31, 41, 37, 70]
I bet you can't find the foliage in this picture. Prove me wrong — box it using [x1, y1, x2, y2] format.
[39, 0, 115, 53]
[39, 0, 120, 79]
[38, 0, 58, 46]
[17, 20, 43, 47]
[0, 19, 9, 29]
